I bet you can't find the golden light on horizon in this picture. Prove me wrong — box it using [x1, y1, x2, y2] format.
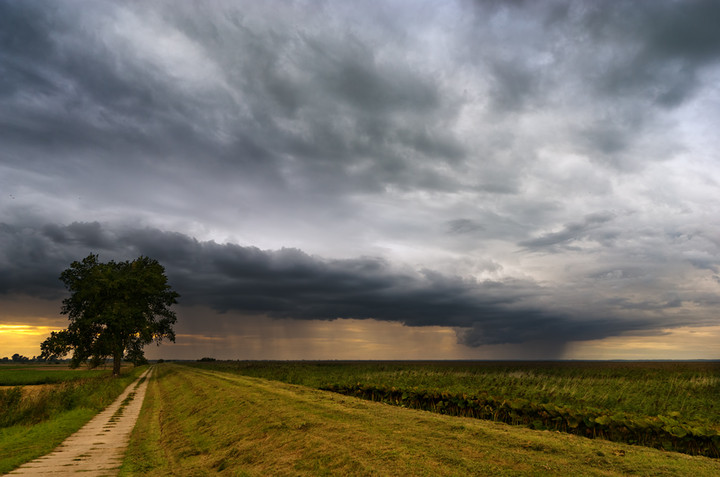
[565, 325, 720, 360]
[0, 324, 58, 335]
[0, 324, 61, 358]
[148, 317, 474, 361]
[139, 305, 720, 361]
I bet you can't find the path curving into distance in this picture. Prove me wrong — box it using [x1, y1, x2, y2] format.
[6, 368, 153, 476]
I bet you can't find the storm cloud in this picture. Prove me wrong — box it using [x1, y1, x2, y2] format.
[2, 1, 720, 358]
[0, 221, 711, 349]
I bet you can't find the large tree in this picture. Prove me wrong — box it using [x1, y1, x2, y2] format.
[41, 254, 179, 375]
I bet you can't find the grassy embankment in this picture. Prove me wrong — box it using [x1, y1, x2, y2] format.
[191, 361, 720, 456]
[195, 361, 720, 423]
[0, 364, 146, 474]
[120, 363, 720, 476]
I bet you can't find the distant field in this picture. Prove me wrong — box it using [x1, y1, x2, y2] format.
[190, 360, 720, 457]
[120, 363, 720, 476]
[0, 365, 110, 386]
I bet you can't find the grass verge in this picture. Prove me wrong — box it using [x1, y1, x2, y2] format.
[0, 408, 95, 473]
[120, 363, 720, 476]
[0, 366, 147, 474]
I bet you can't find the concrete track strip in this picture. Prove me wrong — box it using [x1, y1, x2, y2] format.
[6, 368, 152, 476]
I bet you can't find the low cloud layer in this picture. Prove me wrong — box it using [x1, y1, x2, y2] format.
[1, 221, 714, 350]
[2, 1, 720, 357]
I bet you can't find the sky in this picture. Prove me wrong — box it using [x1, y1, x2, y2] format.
[2, 0, 720, 361]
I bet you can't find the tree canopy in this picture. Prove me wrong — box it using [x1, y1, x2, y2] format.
[41, 254, 179, 375]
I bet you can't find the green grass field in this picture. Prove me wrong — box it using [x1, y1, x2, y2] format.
[190, 361, 720, 424]
[188, 361, 720, 457]
[120, 363, 720, 476]
[0, 365, 110, 385]
[0, 365, 146, 474]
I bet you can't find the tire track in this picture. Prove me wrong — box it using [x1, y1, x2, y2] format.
[6, 368, 153, 476]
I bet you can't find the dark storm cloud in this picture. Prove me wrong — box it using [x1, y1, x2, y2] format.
[2, 1, 720, 357]
[519, 212, 616, 251]
[0, 0, 475, 210]
[459, 0, 720, 170]
[2, 0, 716, 205]
[446, 219, 485, 235]
[587, 0, 720, 107]
[488, 59, 538, 113]
[0, 221, 660, 347]
[0, 223, 73, 298]
[0, 1, 281, 190]
[42, 222, 114, 249]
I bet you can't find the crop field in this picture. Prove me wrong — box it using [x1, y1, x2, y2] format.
[0, 364, 111, 386]
[189, 360, 720, 457]
[119, 363, 720, 476]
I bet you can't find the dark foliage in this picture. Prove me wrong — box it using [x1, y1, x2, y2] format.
[41, 254, 179, 375]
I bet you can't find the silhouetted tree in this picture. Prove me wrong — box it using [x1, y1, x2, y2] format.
[11, 353, 29, 363]
[40, 254, 179, 376]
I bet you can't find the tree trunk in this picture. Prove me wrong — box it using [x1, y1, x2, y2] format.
[113, 349, 122, 376]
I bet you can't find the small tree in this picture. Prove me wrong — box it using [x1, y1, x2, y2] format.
[11, 353, 29, 363]
[41, 254, 179, 376]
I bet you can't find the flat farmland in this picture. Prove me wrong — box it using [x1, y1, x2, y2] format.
[0, 364, 111, 386]
[191, 360, 720, 456]
[194, 360, 720, 424]
[119, 362, 720, 476]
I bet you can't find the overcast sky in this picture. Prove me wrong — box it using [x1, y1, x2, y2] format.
[2, 0, 720, 360]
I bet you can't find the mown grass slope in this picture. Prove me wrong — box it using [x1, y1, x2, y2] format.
[193, 360, 720, 426]
[120, 363, 720, 476]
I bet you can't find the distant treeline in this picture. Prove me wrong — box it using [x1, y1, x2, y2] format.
[1, 354, 173, 364]
[1, 354, 45, 363]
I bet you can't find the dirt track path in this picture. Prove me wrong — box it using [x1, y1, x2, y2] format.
[6, 368, 152, 476]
